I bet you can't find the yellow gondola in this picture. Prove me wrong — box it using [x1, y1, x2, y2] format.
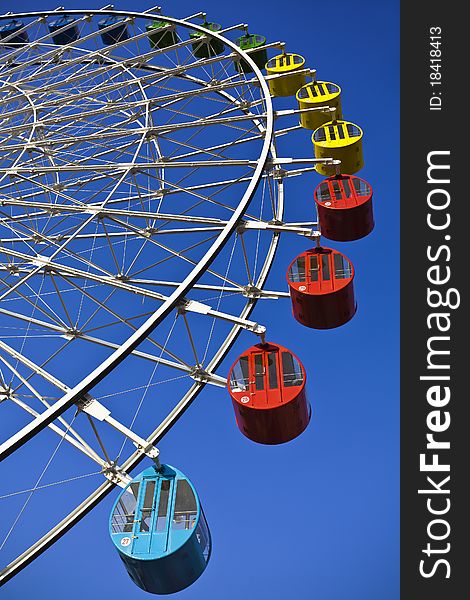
[312, 120, 364, 176]
[296, 81, 342, 130]
[265, 53, 306, 97]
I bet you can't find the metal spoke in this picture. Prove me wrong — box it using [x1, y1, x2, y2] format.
[0, 6, 303, 584]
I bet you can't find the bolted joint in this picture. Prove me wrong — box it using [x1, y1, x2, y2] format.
[263, 160, 287, 178]
[189, 366, 227, 388]
[154, 188, 167, 198]
[0, 385, 14, 403]
[272, 168, 287, 180]
[250, 323, 266, 336]
[236, 220, 247, 235]
[6, 263, 20, 276]
[133, 443, 161, 469]
[31, 233, 47, 244]
[63, 327, 80, 340]
[145, 130, 157, 140]
[141, 227, 156, 238]
[142, 444, 160, 461]
[189, 366, 211, 384]
[237, 100, 251, 110]
[303, 229, 321, 240]
[176, 300, 189, 315]
[76, 393, 98, 414]
[242, 285, 262, 298]
[102, 463, 132, 487]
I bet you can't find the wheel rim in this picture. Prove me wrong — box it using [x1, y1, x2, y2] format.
[0, 9, 290, 582]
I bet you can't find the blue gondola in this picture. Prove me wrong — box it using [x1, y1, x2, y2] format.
[48, 15, 79, 45]
[109, 464, 211, 594]
[98, 16, 129, 46]
[0, 19, 28, 46]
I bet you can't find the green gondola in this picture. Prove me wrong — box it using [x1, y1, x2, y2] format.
[146, 20, 178, 49]
[235, 33, 267, 73]
[190, 22, 224, 59]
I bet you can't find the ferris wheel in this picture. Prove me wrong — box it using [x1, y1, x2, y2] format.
[0, 6, 373, 593]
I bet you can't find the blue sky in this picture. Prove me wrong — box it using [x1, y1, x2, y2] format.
[0, 1, 399, 599]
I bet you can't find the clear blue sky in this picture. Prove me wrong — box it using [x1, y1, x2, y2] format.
[1, 1, 399, 599]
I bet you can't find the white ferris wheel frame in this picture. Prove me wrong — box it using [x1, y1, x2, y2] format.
[0, 6, 336, 584]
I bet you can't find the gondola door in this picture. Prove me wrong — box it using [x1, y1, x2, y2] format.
[133, 478, 157, 554]
[132, 476, 175, 555]
[151, 477, 174, 555]
[308, 252, 334, 295]
[250, 349, 281, 406]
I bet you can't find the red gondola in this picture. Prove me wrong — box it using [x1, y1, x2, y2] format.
[286, 247, 356, 329]
[314, 175, 374, 242]
[227, 342, 310, 445]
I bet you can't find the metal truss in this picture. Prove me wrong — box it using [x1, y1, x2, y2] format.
[0, 6, 332, 584]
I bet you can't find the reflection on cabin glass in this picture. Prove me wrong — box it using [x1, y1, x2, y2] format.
[156, 479, 170, 532]
[282, 352, 304, 387]
[173, 480, 197, 530]
[288, 256, 306, 282]
[111, 482, 140, 533]
[140, 480, 155, 532]
[230, 355, 249, 391]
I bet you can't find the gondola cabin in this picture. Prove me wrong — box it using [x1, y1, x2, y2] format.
[312, 120, 364, 176]
[235, 33, 268, 73]
[228, 342, 310, 445]
[146, 20, 179, 49]
[287, 247, 356, 329]
[296, 81, 342, 130]
[190, 22, 225, 59]
[98, 16, 129, 46]
[0, 19, 28, 46]
[48, 15, 79, 45]
[314, 175, 374, 241]
[265, 53, 306, 97]
[110, 464, 211, 595]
